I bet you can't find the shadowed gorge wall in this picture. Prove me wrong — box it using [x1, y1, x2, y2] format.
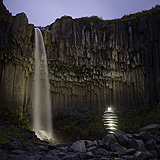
[0, 0, 160, 119]
[0, 2, 34, 116]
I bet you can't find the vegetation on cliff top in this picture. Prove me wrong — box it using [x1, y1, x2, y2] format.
[122, 5, 160, 20]
[54, 5, 160, 25]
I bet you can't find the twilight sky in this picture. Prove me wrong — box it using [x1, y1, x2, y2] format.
[3, 0, 160, 27]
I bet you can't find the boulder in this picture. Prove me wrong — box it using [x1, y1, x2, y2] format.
[141, 124, 160, 133]
[129, 139, 145, 151]
[36, 145, 47, 152]
[10, 150, 27, 155]
[134, 132, 154, 142]
[70, 140, 86, 153]
[121, 155, 134, 160]
[41, 155, 58, 160]
[22, 130, 37, 140]
[111, 142, 127, 154]
[99, 134, 116, 150]
[145, 139, 157, 151]
[85, 140, 98, 148]
[8, 154, 26, 160]
[94, 148, 110, 156]
[126, 134, 133, 139]
[26, 155, 42, 160]
[35, 140, 49, 146]
[87, 146, 97, 152]
[134, 151, 152, 160]
[1, 140, 29, 152]
[156, 144, 160, 158]
[110, 151, 123, 158]
[156, 136, 160, 144]
[151, 150, 158, 158]
[1, 142, 15, 151]
[62, 153, 83, 160]
[117, 134, 129, 147]
[0, 149, 8, 160]
[82, 152, 94, 159]
[126, 148, 136, 155]
[48, 144, 58, 150]
[92, 140, 98, 147]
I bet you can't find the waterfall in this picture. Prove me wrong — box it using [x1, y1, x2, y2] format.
[33, 28, 53, 140]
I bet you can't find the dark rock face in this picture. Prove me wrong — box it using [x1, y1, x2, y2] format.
[0, 1, 34, 117]
[42, 9, 160, 117]
[0, 0, 160, 119]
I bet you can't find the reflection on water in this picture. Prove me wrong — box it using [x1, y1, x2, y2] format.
[103, 106, 118, 134]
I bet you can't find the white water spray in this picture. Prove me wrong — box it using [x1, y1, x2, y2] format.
[33, 28, 53, 140]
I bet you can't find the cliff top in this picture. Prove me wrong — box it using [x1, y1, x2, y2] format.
[53, 5, 160, 25]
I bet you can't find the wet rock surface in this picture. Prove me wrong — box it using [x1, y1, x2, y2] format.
[1, 124, 160, 160]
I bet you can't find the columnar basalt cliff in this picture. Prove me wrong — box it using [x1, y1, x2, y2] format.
[0, 1, 34, 116]
[0, 0, 160, 119]
[43, 9, 160, 117]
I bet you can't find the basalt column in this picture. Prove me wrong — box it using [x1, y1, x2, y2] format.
[0, 1, 34, 118]
[42, 8, 160, 117]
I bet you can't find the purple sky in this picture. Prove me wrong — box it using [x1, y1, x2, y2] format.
[3, 0, 160, 27]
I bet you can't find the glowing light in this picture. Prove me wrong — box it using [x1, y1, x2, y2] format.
[106, 127, 117, 130]
[106, 123, 117, 127]
[108, 131, 114, 134]
[103, 106, 118, 134]
[104, 116, 118, 119]
[107, 107, 113, 112]
[105, 120, 118, 124]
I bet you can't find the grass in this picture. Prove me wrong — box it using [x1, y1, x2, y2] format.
[0, 106, 36, 148]
[54, 103, 160, 141]
[0, 124, 36, 148]
[121, 5, 160, 21]
[54, 116, 107, 141]
[117, 103, 160, 133]
[0, 102, 160, 146]
[0, 106, 30, 129]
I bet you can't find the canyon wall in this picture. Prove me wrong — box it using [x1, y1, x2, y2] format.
[43, 8, 160, 117]
[0, 2, 34, 117]
[0, 0, 160, 119]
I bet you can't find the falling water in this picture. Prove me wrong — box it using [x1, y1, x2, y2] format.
[103, 106, 118, 134]
[33, 28, 53, 140]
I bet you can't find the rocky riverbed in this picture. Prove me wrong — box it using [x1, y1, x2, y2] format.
[1, 124, 160, 160]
